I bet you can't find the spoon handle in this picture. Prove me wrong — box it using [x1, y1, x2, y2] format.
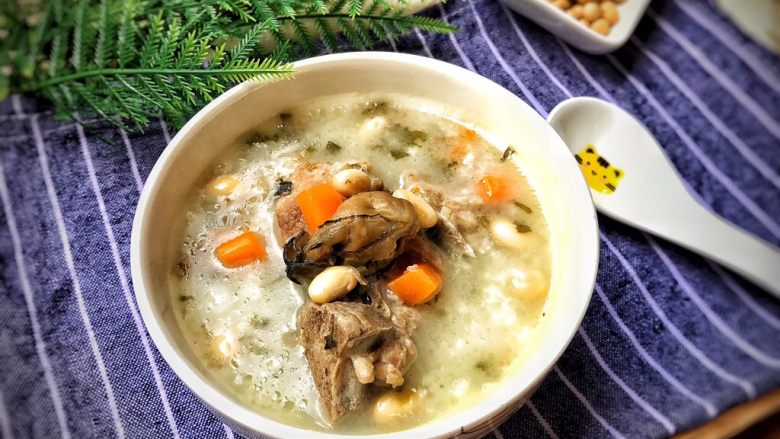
[654, 203, 780, 299]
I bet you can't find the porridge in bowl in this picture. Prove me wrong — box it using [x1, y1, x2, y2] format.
[172, 93, 551, 433]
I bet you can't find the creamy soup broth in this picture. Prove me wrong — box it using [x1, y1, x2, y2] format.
[172, 93, 551, 433]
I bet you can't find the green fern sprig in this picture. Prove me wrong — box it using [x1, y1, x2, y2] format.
[274, 2, 456, 55]
[26, 12, 292, 130]
[0, 0, 456, 132]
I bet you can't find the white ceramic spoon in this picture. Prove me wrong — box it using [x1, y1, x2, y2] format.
[547, 97, 780, 298]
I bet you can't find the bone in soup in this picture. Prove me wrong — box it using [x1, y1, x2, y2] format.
[172, 93, 551, 433]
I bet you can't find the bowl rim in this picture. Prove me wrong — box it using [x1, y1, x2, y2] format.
[131, 51, 599, 439]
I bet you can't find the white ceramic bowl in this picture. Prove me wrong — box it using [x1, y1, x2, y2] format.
[499, 0, 650, 54]
[131, 52, 599, 439]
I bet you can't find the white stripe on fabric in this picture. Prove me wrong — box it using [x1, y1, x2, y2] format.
[526, 400, 560, 439]
[384, 30, 398, 52]
[11, 95, 23, 117]
[556, 39, 614, 103]
[31, 117, 127, 439]
[0, 161, 71, 439]
[0, 390, 12, 439]
[601, 233, 756, 397]
[464, 0, 547, 116]
[444, 3, 470, 19]
[646, 8, 780, 140]
[436, 4, 476, 72]
[630, 36, 780, 188]
[488, 421, 504, 439]
[647, 235, 780, 368]
[0, 111, 54, 121]
[119, 130, 144, 193]
[710, 262, 780, 330]
[413, 28, 434, 58]
[0, 121, 105, 143]
[606, 55, 780, 239]
[594, 284, 717, 416]
[671, 0, 780, 94]
[553, 367, 626, 439]
[578, 328, 676, 434]
[501, 6, 572, 98]
[160, 118, 172, 144]
[223, 424, 236, 439]
[76, 126, 182, 438]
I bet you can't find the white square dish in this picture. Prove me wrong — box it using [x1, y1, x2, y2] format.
[498, 0, 651, 54]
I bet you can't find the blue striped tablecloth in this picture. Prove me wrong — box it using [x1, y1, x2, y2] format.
[1, 0, 779, 437]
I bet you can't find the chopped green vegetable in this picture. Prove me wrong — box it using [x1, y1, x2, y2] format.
[390, 149, 409, 159]
[247, 133, 275, 144]
[475, 357, 500, 379]
[362, 101, 389, 115]
[326, 141, 342, 153]
[241, 333, 269, 355]
[501, 146, 516, 162]
[513, 222, 531, 233]
[251, 316, 271, 329]
[514, 201, 533, 214]
[397, 125, 428, 144]
[176, 261, 189, 277]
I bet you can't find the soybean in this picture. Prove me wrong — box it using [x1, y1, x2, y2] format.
[308, 266, 366, 304]
[583, 2, 601, 21]
[546, 0, 624, 35]
[372, 390, 422, 424]
[332, 169, 372, 197]
[490, 217, 533, 251]
[591, 18, 611, 35]
[207, 175, 240, 196]
[504, 269, 549, 301]
[392, 189, 438, 229]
